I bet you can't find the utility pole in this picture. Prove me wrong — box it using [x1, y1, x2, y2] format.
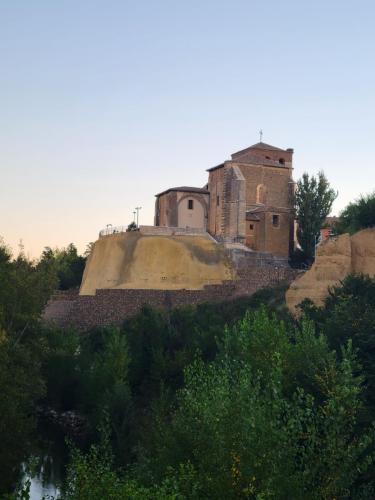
[133, 211, 136, 223]
[135, 207, 142, 228]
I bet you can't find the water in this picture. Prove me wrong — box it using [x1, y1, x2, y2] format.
[21, 420, 69, 500]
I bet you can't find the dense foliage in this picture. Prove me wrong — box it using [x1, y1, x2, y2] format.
[334, 192, 375, 235]
[2, 234, 375, 498]
[61, 307, 375, 499]
[301, 274, 375, 415]
[38, 244, 86, 290]
[295, 172, 337, 261]
[0, 240, 85, 493]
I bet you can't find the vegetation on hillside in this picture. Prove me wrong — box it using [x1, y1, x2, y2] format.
[0, 240, 85, 493]
[334, 192, 375, 235]
[2, 235, 375, 498]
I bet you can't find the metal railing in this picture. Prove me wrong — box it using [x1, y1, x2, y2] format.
[99, 225, 130, 238]
[99, 225, 209, 238]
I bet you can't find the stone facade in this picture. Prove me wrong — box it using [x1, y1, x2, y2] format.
[44, 250, 296, 330]
[156, 142, 295, 258]
[155, 187, 209, 230]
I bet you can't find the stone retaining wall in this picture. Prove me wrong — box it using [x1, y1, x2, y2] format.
[43, 265, 296, 331]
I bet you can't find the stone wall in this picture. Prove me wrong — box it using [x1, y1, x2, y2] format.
[44, 252, 296, 331]
[155, 190, 209, 230]
[139, 225, 207, 236]
[207, 167, 225, 235]
[221, 165, 246, 243]
[235, 162, 293, 210]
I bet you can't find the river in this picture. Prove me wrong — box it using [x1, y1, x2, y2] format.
[21, 420, 69, 500]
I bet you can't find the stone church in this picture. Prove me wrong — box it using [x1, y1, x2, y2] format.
[154, 142, 295, 258]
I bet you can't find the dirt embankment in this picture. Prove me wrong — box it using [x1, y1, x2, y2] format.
[80, 232, 235, 295]
[286, 228, 375, 314]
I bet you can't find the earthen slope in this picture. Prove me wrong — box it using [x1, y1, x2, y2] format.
[80, 231, 235, 295]
[286, 228, 375, 314]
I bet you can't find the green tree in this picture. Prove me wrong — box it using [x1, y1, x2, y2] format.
[141, 310, 375, 499]
[334, 192, 375, 235]
[0, 240, 57, 334]
[301, 274, 375, 415]
[0, 239, 52, 494]
[41, 326, 80, 411]
[62, 416, 202, 499]
[78, 328, 132, 461]
[37, 243, 86, 291]
[126, 221, 138, 232]
[295, 172, 337, 261]
[0, 333, 45, 493]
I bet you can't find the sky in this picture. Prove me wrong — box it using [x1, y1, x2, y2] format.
[1, 0, 374, 258]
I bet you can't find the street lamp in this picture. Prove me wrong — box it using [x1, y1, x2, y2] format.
[135, 207, 142, 228]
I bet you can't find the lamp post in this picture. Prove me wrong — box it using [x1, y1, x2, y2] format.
[135, 207, 142, 228]
[106, 223, 112, 235]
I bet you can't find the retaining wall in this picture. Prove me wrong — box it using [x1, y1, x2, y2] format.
[43, 263, 296, 331]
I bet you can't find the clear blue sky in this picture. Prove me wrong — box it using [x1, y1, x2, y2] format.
[1, 0, 374, 257]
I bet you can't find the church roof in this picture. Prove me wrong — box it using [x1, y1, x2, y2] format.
[207, 142, 293, 172]
[248, 142, 287, 152]
[155, 186, 209, 197]
[232, 142, 291, 158]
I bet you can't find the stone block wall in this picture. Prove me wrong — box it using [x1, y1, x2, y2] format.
[43, 251, 296, 331]
[221, 165, 246, 243]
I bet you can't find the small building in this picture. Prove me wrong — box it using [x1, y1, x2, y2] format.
[155, 142, 295, 258]
[154, 186, 209, 230]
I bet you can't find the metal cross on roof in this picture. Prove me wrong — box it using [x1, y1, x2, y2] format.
[259, 129, 263, 142]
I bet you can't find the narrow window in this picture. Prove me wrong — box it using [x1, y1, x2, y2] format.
[188, 199, 194, 210]
[249, 224, 254, 230]
[279, 158, 285, 165]
[216, 195, 220, 206]
[272, 215, 279, 227]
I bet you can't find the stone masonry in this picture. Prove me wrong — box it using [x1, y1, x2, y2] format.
[43, 249, 296, 331]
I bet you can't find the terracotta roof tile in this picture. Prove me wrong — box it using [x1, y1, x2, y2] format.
[155, 186, 209, 197]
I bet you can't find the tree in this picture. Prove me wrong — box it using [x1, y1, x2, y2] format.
[138, 309, 375, 499]
[126, 221, 138, 232]
[334, 191, 375, 235]
[301, 274, 375, 415]
[295, 172, 337, 261]
[37, 244, 86, 290]
[0, 240, 57, 334]
[0, 331, 45, 493]
[84, 242, 95, 258]
[78, 327, 132, 461]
